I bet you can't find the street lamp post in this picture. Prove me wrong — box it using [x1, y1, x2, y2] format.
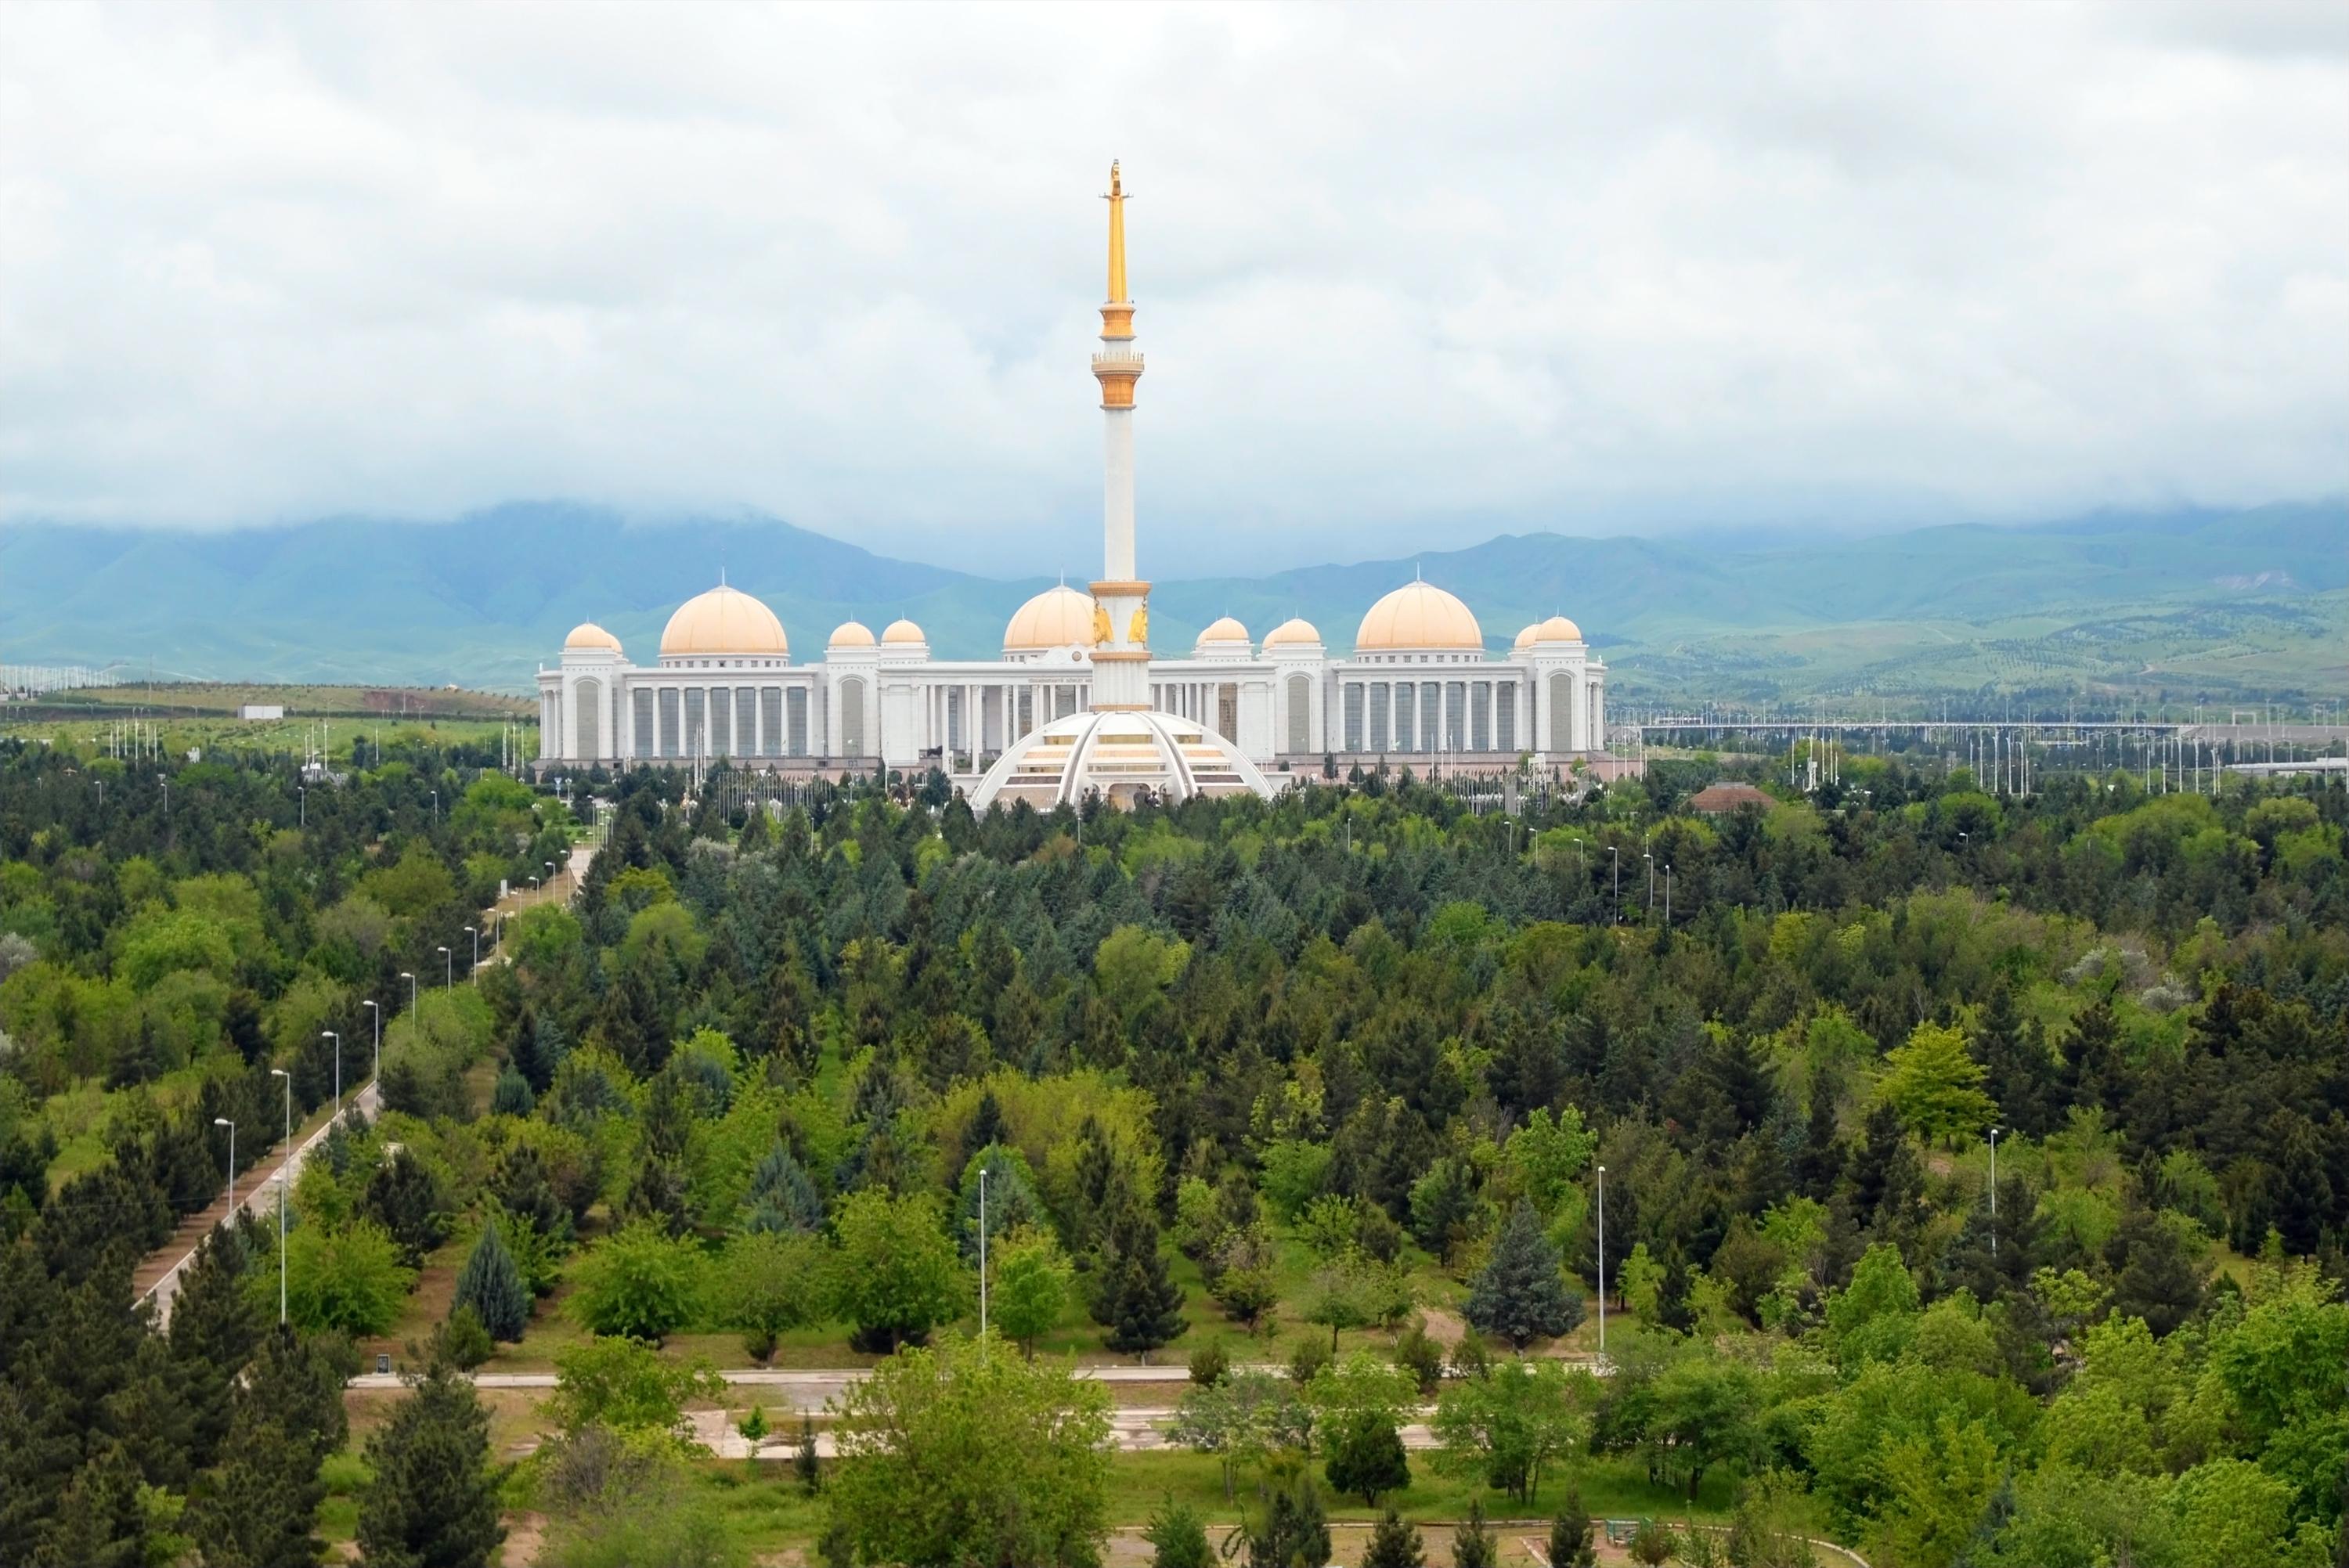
[1644, 850, 1654, 912]
[323, 1031, 340, 1116]
[430, 789, 438, 824]
[1596, 1164, 1607, 1356]
[465, 925, 478, 972]
[298, 786, 305, 827]
[1664, 865, 1672, 926]
[1609, 846, 1620, 922]
[979, 1167, 990, 1351]
[438, 946, 452, 989]
[269, 1068, 290, 1323]
[214, 1117, 235, 1215]
[401, 971, 417, 1017]
[363, 1000, 379, 1087]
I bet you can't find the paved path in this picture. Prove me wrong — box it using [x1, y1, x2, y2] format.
[135, 1076, 381, 1327]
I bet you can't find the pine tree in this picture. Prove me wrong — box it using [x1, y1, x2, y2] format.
[1145, 1497, 1213, 1568]
[1550, 1488, 1598, 1568]
[1093, 1195, 1186, 1357]
[355, 1363, 504, 1568]
[1325, 1411, 1411, 1505]
[1464, 1200, 1584, 1349]
[489, 1065, 535, 1116]
[184, 1414, 326, 1568]
[1452, 1497, 1498, 1568]
[796, 1412, 822, 1495]
[1361, 1506, 1427, 1568]
[742, 1141, 825, 1234]
[452, 1220, 530, 1343]
[168, 1225, 266, 1471]
[36, 1440, 143, 1568]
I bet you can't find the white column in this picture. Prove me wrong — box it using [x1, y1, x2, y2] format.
[1105, 408, 1135, 582]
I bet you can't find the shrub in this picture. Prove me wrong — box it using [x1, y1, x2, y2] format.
[568, 1220, 705, 1343]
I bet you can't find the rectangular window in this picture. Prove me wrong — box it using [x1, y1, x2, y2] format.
[633, 687, 655, 759]
[1218, 683, 1238, 742]
[1368, 683, 1390, 750]
[1420, 683, 1440, 750]
[709, 687, 731, 756]
[765, 687, 786, 756]
[1286, 674, 1310, 752]
[1497, 683, 1516, 752]
[657, 688, 680, 758]
[1343, 683, 1364, 752]
[1445, 681, 1467, 752]
[738, 688, 758, 757]
[684, 688, 705, 758]
[1393, 681, 1415, 752]
[1471, 681, 1491, 752]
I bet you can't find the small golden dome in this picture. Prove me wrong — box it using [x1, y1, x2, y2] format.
[1521, 615, 1584, 647]
[660, 584, 788, 659]
[1514, 623, 1539, 650]
[882, 618, 927, 646]
[1003, 585, 1099, 651]
[1263, 617, 1322, 648]
[828, 621, 875, 648]
[564, 622, 621, 653]
[1355, 582, 1481, 652]
[1195, 615, 1250, 647]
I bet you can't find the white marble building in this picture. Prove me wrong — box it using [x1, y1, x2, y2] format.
[535, 164, 1606, 792]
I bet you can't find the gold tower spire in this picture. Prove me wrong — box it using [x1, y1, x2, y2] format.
[1105, 160, 1128, 304]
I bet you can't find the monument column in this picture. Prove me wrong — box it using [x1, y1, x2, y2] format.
[1089, 160, 1151, 712]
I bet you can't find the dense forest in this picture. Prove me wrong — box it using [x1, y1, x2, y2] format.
[1, 734, 2344, 1567]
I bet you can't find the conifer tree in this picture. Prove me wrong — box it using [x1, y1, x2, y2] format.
[37, 1440, 144, 1568]
[489, 1065, 535, 1116]
[1361, 1505, 1427, 1568]
[1464, 1200, 1583, 1349]
[1550, 1488, 1598, 1568]
[1093, 1194, 1186, 1357]
[355, 1362, 504, 1568]
[1452, 1497, 1498, 1568]
[168, 1225, 266, 1470]
[1325, 1410, 1411, 1506]
[742, 1141, 824, 1234]
[453, 1220, 530, 1343]
[184, 1412, 325, 1568]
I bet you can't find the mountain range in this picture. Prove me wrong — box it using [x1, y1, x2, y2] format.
[2, 500, 2340, 703]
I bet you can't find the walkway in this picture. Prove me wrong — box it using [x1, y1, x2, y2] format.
[135, 1076, 381, 1327]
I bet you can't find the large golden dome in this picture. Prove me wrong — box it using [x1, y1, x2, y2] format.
[1355, 582, 1481, 652]
[1002, 585, 1099, 652]
[659, 584, 788, 659]
[564, 622, 621, 652]
[882, 618, 928, 646]
[828, 620, 875, 649]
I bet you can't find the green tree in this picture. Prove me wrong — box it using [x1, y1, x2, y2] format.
[355, 1363, 505, 1568]
[567, 1218, 704, 1343]
[1144, 1496, 1213, 1568]
[282, 1220, 416, 1337]
[1550, 1488, 1598, 1568]
[828, 1188, 967, 1354]
[1432, 1356, 1593, 1506]
[186, 1412, 326, 1568]
[1324, 1409, 1411, 1505]
[543, 1335, 725, 1442]
[990, 1224, 1074, 1359]
[452, 1220, 529, 1343]
[1235, 1458, 1330, 1568]
[1878, 1021, 1996, 1147]
[1464, 1200, 1584, 1349]
[720, 1229, 827, 1363]
[824, 1332, 1113, 1568]
[1092, 1198, 1186, 1357]
[1361, 1505, 1427, 1568]
[1452, 1497, 1498, 1568]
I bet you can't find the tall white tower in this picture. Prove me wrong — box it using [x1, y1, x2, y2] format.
[1088, 160, 1150, 712]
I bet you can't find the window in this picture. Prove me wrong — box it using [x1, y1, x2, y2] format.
[1343, 683, 1364, 752]
[1420, 683, 1439, 751]
[657, 688, 680, 758]
[1471, 681, 1491, 752]
[709, 687, 731, 756]
[1445, 681, 1467, 752]
[737, 687, 757, 756]
[684, 688, 705, 758]
[840, 677, 866, 755]
[1549, 672, 1572, 752]
[1497, 683, 1516, 752]
[1368, 683, 1390, 750]
[575, 678, 601, 760]
[1218, 683, 1238, 742]
[1286, 674, 1309, 752]
[1393, 681, 1415, 752]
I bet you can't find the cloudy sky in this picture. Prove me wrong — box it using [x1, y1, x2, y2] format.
[1, 2, 2343, 573]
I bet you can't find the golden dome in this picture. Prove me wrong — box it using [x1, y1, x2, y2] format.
[1003, 585, 1099, 651]
[1195, 615, 1250, 647]
[1263, 617, 1322, 648]
[828, 620, 875, 648]
[1520, 615, 1584, 647]
[564, 622, 621, 652]
[1355, 582, 1481, 652]
[659, 583, 788, 659]
[882, 618, 927, 646]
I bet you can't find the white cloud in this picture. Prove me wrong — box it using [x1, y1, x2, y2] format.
[0, 0, 2342, 571]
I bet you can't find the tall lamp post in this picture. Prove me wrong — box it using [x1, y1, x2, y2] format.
[464, 925, 478, 973]
[978, 1167, 990, 1352]
[214, 1117, 235, 1216]
[1596, 1163, 1607, 1356]
[1644, 850, 1654, 912]
[269, 1068, 290, 1323]
[322, 1031, 341, 1116]
[1664, 864, 1672, 927]
[1609, 846, 1620, 923]
[438, 946, 452, 989]
[401, 971, 417, 1017]
[363, 1000, 380, 1087]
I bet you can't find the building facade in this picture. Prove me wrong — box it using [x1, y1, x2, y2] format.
[536, 165, 1606, 787]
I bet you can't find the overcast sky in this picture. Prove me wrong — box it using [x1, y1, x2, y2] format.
[2, 2, 2343, 574]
